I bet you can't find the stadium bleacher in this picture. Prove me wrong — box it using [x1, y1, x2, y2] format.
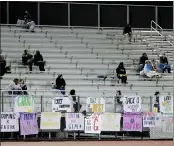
[1, 25, 173, 112]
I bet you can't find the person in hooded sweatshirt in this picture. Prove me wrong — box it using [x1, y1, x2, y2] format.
[116, 62, 127, 84]
[56, 74, 66, 95]
[29, 50, 45, 72]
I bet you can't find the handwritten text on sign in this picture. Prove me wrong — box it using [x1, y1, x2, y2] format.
[85, 113, 101, 134]
[14, 96, 35, 112]
[160, 96, 173, 113]
[101, 113, 121, 131]
[123, 112, 142, 132]
[40, 112, 61, 130]
[20, 113, 38, 135]
[65, 113, 84, 131]
[86, 97, 105, 112]
[52, 97, 72, 112]
[1, 112, 19, 132]
[162, 113, 173, 133]
[123, 96, 141, 112]
[143, 112, 161, 127]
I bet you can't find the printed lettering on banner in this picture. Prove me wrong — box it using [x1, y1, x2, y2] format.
[123, 96, 141, 112]
[14, 96, 35, 112]
[160, 95, 173, 113]
[85, 113, 101, 134]
[101, 113, 121, 131]
[65, 113, 84, 131]
[40, 112, 61, 130]
[123, 112, 142, 132]
[1, 112, 19, 132]
[86, 97, 105, 113]
[52, 96, 72, 112]
[162, 113, 173, 133]
[20, 113, 38, 135]
[143, 112, 161, 127]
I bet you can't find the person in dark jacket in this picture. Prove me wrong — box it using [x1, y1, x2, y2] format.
[153, 91, 160, 112]
[29, 50, 45, 72]
[24, 10, 32, 24]
[123, 24, 132, 42]
[56, 74, 66, 95]
[19, 79, 28, 95]
[22, 50, 33, 65]
[139, 53, 149, 71]
[0, 54, 7, 77]
[69, 89, 82, 112]
[159, 53, 171, 73]
[116, 62, 127, 84]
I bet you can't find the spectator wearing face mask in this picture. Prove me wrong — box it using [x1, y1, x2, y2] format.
[116, 62, 127, 84]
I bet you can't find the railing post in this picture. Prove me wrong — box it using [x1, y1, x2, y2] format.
[127, 5, 129, 25]
[41, 95, 43, 112]
[98, 4, 100, 29]
[7, 1, 9, 24]
[155, 6, 158, 30]
[2, 92, 4, 112]
[68, 3, 70, 27]
[37, 2, 40, 25]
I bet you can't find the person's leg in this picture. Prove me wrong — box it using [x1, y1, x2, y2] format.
[38, 61, 45, 71]
[159, 64, 165, 73]
[60, 87, 65, 95]
[28, 60, 33, 72]
[128, 32, 132, 42]
[166, 65, 171, 73]
[139, 64, 144, 71]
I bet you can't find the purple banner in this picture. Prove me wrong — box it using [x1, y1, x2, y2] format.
[123, 112, 142, 132]
[20, 113, 38, 135]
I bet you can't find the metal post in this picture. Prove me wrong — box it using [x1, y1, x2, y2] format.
[41, 95, 43, 112]
[155, 6, 158, 30]
[7, 1, 9, 24]
[127, 5, 129, 24]
[2, 92, 4, 112]
[150, 96, 153, 112]
[37, 2, 40, 25]
[68, 3, 70, 27]
[98, 4, 100, 29]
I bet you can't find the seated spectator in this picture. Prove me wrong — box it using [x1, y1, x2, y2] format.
[69, 89, 82, 112]
[152, 60, 159, 72]
[153, 91, 160, 112]
[22, 50, 33, 65]
[29, 50, 45, 72]
[123, 24, 132, 42]
[8, 78, 23, 95]
[116, 62, 127, 84]
[140, 60, 161, 78]
[19, 79, 28, 95]
[0, 54, 11, 78]
[159, 53, 171, 73]
[24, 10, 35, 32]
[139, 53, 148, 71]
[56, 74, 66, 95]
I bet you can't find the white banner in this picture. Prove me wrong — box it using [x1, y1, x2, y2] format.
[86, 97, 105, 112]
[0, 112, 19, 132]
[40, 112, 61, 130]
[65, 113, 84, 131]
[14, 96, 35, 112]
[160, 95, 173, 113]
[101, 113, 121, 131]
[162, 113, 173, 133]
[123, 96, 141, 112]
[52, 96, 72, 112]
[85, 113, 101, 134]
[143, 112, 161, 127]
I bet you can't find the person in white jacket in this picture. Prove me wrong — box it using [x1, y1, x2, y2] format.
[8, 78, 23, 95]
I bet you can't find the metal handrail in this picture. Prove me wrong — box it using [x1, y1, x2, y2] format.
[151, 20, 163, 38]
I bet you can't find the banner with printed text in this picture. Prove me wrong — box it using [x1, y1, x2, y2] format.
[123, 112, 142, 132]
[143, 112, 161, 127]
[85, 113, 101, 134]
[1, 112, 19, 132]
[101, 113, 121, 131]
[159, 95, 173, 113]
[40, 112, 61, 130]
[86, 97, 105, 113]
[162, 113, 173, 133]
[123, 96, 141, 112]
[14, 96, 35, 112]
[20, 113, 38, 135]
[65, 113, 84, 131]
[52, 96, 72, 112]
